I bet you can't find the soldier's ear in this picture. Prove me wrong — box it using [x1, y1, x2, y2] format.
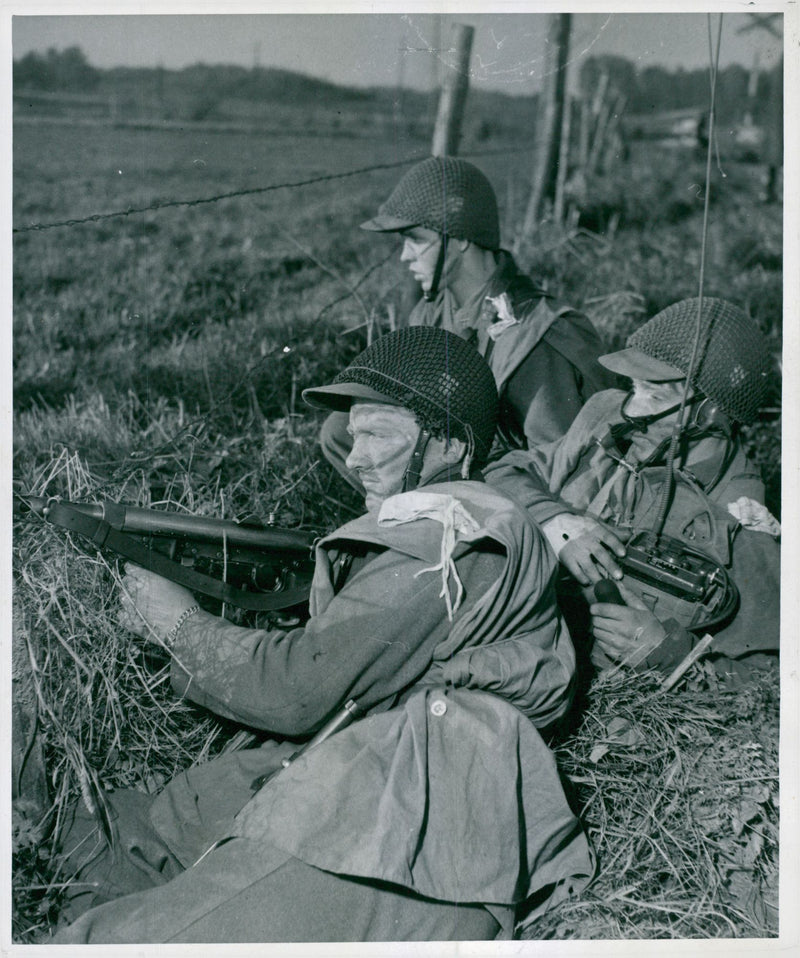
[692, 397, 733, 436]
[452, 237, 470, 254]
[441, 437, 467, 464]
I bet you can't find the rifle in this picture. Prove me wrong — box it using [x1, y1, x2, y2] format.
[14, 493, 317, 613]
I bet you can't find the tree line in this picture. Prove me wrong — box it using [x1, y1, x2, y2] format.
[579, 54, 780, 121]
[13, 45, 780, 122]
[14, 46, 100, 92]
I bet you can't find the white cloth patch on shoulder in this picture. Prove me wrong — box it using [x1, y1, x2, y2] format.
[486, 292, 520, 341]
[379, 493, 481, 621]
[727, 496, 781, 537]
[378, 492, 480, 536]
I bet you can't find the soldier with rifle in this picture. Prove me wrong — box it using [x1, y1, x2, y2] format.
[320, 156, 614, 490]
[50, 326, 593, 943]
[485, 298, 780, 681]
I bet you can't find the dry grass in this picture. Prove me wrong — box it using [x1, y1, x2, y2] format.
[12, 124, 781, 942]
[522, 665, 779, 939]
[11, 399, 361, 942]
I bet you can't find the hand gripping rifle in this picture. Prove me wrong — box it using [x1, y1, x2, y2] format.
[14, 493, 317, 613]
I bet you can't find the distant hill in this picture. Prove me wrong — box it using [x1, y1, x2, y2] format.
[15, 45, 779, 138]
[13, 51, 538, 145]
[106, 63, 376, 106]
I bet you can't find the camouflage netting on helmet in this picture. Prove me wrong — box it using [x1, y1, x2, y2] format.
[628, 298, 773, 424]
[332, 327, 498, 464]
[374, 156, 500, 250]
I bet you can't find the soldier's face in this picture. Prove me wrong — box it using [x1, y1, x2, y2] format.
[399, 228, 441, 294]
[625, 378, 691, 418]
[345, 403, 421, 510]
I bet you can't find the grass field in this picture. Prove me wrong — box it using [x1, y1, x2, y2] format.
[12, 116, 782, 941]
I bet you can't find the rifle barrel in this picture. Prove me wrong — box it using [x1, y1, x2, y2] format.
[15, 495, 316, 555]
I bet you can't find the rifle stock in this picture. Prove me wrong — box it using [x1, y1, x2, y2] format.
[14, 494, 317, 612]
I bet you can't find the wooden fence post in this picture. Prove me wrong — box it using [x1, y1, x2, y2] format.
[578, 96, 591, 168]
[601, 93, 627, 175]
[553, 95, 574, 223]
[518, 13, 572, 243]
[432, 23, 474, 157]
[587, 74, 617, 175]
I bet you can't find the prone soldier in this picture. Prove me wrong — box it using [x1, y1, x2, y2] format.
[485, 298, 780, 681]
[52, 326, 592, 944]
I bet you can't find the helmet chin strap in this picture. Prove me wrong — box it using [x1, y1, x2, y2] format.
[402, 430, 475, 492]
[423, 236, 447, 302]
[402, 427, 432, 491]
[619, 390, 702, 434]
[613, 390, 733, 492]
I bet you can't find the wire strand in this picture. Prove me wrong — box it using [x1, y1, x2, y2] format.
[12, 145, 532, 235]
[651, 12, 724, 539]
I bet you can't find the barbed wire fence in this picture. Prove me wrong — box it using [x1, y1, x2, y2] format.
[12, 143, 533, 490]
[12, 146, 531, 235]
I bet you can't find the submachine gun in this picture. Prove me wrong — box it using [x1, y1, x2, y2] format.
[14, 493, 317, 614]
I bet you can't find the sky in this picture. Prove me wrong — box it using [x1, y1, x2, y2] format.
[9, 5, 786, 96]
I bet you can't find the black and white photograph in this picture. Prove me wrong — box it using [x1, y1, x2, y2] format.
[5, 2, 795, 951]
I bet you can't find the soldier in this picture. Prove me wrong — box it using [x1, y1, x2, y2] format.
[485, 298, 780, 680]
[53, 327, 592, 944]
[321, 156, 613, 490]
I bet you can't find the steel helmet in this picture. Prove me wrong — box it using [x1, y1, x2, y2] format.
[303, 326, 498, 465]
[360, 156, 501, 251]
[599, 298, 773, 424]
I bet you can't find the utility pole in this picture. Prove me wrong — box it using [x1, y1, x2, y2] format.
[431, 23, 474, 157]
[156, 61, 166, 119]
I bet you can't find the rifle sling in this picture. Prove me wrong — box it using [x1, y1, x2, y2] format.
[46, 501, 311, 612]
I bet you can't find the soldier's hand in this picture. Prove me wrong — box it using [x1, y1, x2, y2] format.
[589, 582, 667, 667]
[542, 513, 628, 585]
[118, 565, 197, 644]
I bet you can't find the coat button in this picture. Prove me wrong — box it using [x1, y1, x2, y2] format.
[430, 699, 447, 716]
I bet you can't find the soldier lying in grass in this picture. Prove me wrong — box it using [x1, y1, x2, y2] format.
[52, 326, 593, 944]
[486, 298, 780, 682]
[321, 156, 613, 491]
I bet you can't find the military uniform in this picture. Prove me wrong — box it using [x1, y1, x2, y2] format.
[55, 482, 593, 943]
[322, 157, 612, 489]
[486, 298, 779, 677]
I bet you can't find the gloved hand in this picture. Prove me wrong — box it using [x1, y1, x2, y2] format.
[118, 564, 197, 644]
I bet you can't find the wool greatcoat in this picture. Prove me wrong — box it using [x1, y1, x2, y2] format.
[485, 390, 781, 676]
[55, 480, 594, 944]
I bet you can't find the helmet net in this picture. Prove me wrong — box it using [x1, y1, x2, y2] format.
[331, 326, 498, 464]
[378, 156, 500, 250]
[628, 298, 773, 424]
